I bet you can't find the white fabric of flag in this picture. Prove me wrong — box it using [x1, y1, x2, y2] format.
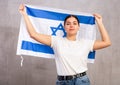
[17, 5, 96, 63]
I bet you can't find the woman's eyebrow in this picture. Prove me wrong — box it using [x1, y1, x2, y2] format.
[73, 21, 77, 22]
[66, 21, 77, 23]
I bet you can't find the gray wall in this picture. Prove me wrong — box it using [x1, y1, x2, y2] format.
[0, 0, 120, 85]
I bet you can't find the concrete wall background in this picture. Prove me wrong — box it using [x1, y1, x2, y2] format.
[0, 0, 120, 85]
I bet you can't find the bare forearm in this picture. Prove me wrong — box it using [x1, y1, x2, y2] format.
[23, 14, 37, 37]
[93, 21, 111, 50]
[97, 21, 111, 45]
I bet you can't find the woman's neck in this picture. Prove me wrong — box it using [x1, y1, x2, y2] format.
[66, 35, 76, 41]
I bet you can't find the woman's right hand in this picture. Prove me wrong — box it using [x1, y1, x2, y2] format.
[19, 4, 27, 15]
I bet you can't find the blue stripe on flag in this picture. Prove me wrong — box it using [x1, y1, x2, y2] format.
[21, 40, 95, 59]
[21, 41, 54, 54]
[26, 6, 95, 25]
[88, 51, 95, 59]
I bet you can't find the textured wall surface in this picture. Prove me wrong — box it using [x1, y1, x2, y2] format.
[0, 0, 120, 85]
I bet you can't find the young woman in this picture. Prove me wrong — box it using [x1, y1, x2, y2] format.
[19, 4, 111, 85]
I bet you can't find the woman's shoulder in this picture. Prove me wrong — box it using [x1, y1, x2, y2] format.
[51, 36, 64, 41]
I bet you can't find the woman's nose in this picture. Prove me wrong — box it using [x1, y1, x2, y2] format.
[70, 24, 74, 28]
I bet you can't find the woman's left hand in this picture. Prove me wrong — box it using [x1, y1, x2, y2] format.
[93, 13, 103, 23]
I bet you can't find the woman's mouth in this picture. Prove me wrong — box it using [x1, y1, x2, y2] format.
[69, 29, 75, 31]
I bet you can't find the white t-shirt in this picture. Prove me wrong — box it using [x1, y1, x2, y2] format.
[51, 36, 94, 76]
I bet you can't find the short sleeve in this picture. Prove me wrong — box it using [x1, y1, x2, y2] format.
[51, 36, 58, 48]
[89, 40, 95, 52]
[82, 39, 95, 52]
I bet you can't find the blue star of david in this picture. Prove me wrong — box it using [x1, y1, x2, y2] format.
[50, 23, 66, 37]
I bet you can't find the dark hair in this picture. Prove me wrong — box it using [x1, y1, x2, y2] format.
[64, 15, 80, 25]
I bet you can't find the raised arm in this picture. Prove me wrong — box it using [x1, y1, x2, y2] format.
[93, 13, 111, 50]
[19, 4, 51, 46]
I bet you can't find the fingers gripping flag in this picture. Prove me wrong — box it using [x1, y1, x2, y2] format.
[17, 5, 96, 64]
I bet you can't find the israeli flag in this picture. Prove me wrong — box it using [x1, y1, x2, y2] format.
[17, 5, 96, 63]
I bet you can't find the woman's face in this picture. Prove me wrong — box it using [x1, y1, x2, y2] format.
[64, 17, 80, 36]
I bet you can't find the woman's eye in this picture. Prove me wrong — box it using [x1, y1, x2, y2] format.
[66, 23, 70, 25]
[66, 22, 78, 25]
[73, 23, 77, 25]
